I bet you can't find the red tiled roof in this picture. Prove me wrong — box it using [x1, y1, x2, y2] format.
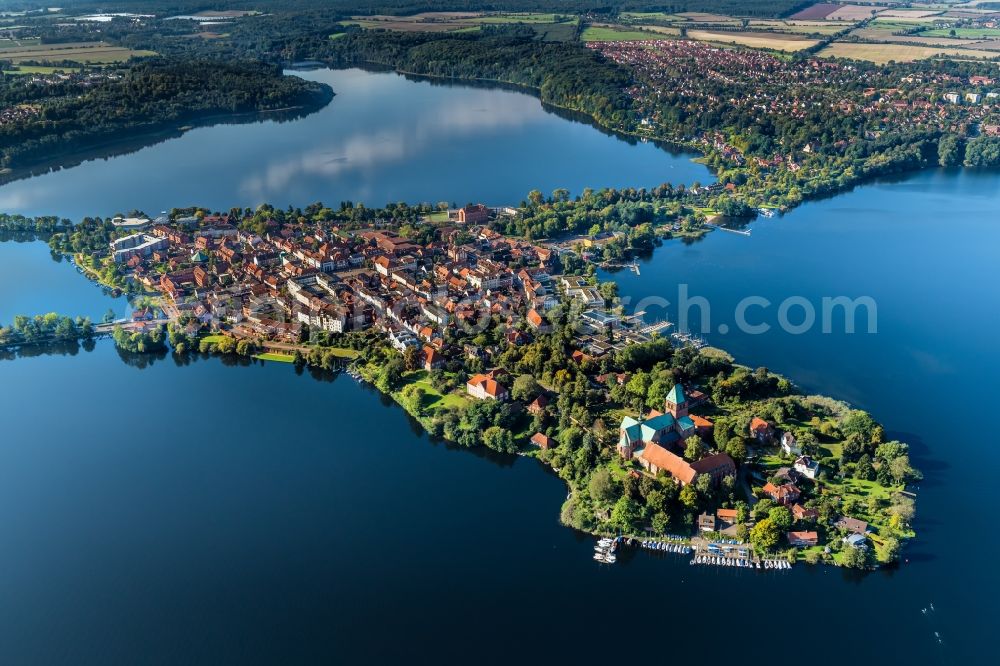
[690, 452, 736, 476]
[690, 414, 714, 428]
[467, 374, 506, 398]
[530, 433, 554, 449]
[640, 444, 697, 485]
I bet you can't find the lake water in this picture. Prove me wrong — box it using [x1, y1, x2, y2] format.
[0, 68, 710, 220]
[0, 73, 998, 664]
[0, 241, 125, 324]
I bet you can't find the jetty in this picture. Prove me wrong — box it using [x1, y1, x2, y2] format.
[670, 331, 708, 349]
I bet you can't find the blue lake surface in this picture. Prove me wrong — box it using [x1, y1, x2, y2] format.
[0, 241, 125, 323]
[0, 68, 710, 220]
[0, 72, 998, 665]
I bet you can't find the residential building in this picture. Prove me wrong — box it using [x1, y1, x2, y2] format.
[762, 482, 801, 506]
[835, 517, 869, 535]
[794, 455, 820, 480]
[530, 433, 555, 449]
[787, 531, 818, 547]
[749, 417, 774, 443]
[466, 372, 508, 401]
[781, 431, 801, 455]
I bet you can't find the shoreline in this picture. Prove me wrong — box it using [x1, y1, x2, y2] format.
[334, 60, 987, 217]
[0, 87, 334, 188]
[0, 236, 915, 571]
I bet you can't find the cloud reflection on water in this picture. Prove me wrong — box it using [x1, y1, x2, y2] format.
[238, 84, 549, 203]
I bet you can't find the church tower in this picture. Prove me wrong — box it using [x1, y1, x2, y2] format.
[664, 384, 688, 419]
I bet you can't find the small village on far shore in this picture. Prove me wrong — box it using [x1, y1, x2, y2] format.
[1, 200, 920, 571]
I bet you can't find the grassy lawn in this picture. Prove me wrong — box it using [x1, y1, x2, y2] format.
[425, 210, 451, 222]
[316, 346, 360, 359]
[826, 477, 899, 503]
[581, 26, 666, 42]
[200, 334, 229, 345]
[256, 352, 295, 363]
[400, 370, 470, 412]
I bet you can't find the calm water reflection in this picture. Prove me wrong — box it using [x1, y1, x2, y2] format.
[0, 68, 710, 219]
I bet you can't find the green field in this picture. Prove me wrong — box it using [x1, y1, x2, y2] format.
[3, 65, 82, 75]
[923, 27, 1000, 38]
[472, 13, 566, 24]
[581, 26, 666, 42]
[0, 42, 155, 64]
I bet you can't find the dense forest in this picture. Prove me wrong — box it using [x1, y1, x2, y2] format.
[0, 60, 332, 171]
[52, 0, 809, 19]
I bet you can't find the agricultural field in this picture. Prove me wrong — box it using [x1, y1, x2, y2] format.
[879, 9, 945, 19]
[0, 41, 153, 63]
[749, 19, 854, 34]
[473, 13, 569, 24]
[619, 12, 686, 22]
[791, 3, 889, 21]
[686, 29, 820, 51]
[676, 12, 743, 24]
[790, 3, 848, 20]
[581, 26, 668, 42]
[340, 18, 469, 33]
[819, 40, 1000, 62]
[341, 12, 579, 41]
[851, 27, 996, 46]
[827, 4, 884, 21]
[923, 26, 1000, 38]
[2, 65, 82, 75]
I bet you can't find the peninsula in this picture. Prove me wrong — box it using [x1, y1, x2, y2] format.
[1, 199, 921, 570]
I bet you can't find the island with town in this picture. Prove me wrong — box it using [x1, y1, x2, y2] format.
[1, 200, 921, 571]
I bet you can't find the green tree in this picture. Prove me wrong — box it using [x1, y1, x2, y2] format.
[403, 345, 422, 371]
[400, 384, 426, 416]
[482, 426, 515, 454]
[651, 512, 670, 535]
[679, 484, 699, 512]
[725, 436, 747, 462]
[842, 545, 869, 569]
[610, 496, 641, 532]
[768, 506, 793, 531]
[511, 374, 541, 402]
[877, 537, 901, 564]
[938, 134, 964, 167]
[749, 517, 780, 553]
[685, 435, 707, 461]
[588, 468, 618, 503]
